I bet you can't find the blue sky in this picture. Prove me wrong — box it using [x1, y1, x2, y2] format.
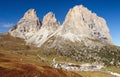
[0, 0, 120, 46]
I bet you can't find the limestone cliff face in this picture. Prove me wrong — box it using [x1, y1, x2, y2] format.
[26, 12, 60, 47]
[42, 12, 60, 31]
[9, 5, 112, 46]
[9, 9, 60, 46]
[9, 9, 41, 39]
[60, 5, 112, 44]
[23, 9, 38, 19]
[40, 5, 114, 50]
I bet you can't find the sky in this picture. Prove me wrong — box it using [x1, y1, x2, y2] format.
[0, 0, 120, 46]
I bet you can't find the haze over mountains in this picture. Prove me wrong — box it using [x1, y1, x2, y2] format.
[8, 5, 120, 66]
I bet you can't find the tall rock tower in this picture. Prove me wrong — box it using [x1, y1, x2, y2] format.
[9, 9, 41, 39]
[26, 12, 60, 47]
[60, 5, 112, 44]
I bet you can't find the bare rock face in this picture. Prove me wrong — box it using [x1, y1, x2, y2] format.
[40, 5, 114, 50]
[9, 9, 41, 39]
[9, 5, 112, 46]
[59, 5, 112, 44]
[42, 12, 60, 31]
[26, 12, 60, 47]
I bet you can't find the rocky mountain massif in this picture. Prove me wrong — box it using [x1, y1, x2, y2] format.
[9, 9, 41, 39]
[8, 5, 120, 66]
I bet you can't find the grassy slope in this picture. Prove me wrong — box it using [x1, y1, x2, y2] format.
[0, 34, 82, 77]
[78, 71, 115, 77]
[0, 58, 81, 77]
[103, 67, 120, 74]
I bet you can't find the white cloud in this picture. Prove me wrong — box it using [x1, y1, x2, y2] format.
[2, 23, 14, 28]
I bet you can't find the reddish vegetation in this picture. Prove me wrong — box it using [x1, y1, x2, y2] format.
[0, 58, 11, 62]
[0, 59, 82, 77]
[0, 53, 5, 57]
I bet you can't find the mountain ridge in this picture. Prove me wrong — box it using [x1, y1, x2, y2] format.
[9, 5, 113, 45]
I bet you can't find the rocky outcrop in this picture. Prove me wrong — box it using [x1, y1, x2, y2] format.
[9, 9, 41, 39]
[26, 12, 60, 47]
[42, 12, 60, 31]
[40, 5, 113, 52]
[59, 5, 112, 44]
[9, 9, 60, 47]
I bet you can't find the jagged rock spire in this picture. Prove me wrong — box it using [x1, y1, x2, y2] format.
[23, 9, 38, 19]
[26, 12, 60, 47]
[42, 12, 60, 31]
[9, 9, 41, 39]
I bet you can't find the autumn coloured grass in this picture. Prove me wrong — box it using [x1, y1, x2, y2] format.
[0, 58, 82, 77]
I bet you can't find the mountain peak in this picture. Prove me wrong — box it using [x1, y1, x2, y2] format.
[42, 12, 60, 31]
[23, 9, 38, 19]
[61, 5, 112, 44]
[9, 9, 41, 39]
[73, 5, 85, 9]
[26, 12, 60, 47]
[42, 12, 56, 25]
[65, 5, 91, 21]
